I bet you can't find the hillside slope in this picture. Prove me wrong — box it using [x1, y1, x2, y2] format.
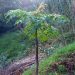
[23, 42, 75, 75]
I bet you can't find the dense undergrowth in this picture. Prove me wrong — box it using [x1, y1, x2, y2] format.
[23, 42, 75, 75]
[0, 31, 32, 68]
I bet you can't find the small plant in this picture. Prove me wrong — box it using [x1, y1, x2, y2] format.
[5, 3, 69, 75]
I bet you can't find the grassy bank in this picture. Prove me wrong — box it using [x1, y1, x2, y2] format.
[23, 42, 75, 75]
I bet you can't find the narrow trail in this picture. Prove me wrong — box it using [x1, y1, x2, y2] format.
[0, 53, 45, 75]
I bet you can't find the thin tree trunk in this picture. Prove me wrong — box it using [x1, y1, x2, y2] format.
[35, 29, 39, 75]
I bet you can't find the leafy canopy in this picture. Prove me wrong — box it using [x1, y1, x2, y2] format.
[5, 3, 69, 42]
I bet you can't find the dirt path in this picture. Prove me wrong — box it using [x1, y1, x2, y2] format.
[0, 53, 45, 75]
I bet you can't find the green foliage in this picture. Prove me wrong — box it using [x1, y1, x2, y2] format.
[23, 70, 32, 75]
[23, 16, 59, 42]
[5, 9, 28, 24]
[5, 9, 69, 43]
[45, 14, 70, 27]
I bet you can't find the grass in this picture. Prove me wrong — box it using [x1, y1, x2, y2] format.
[23, 42, 75, 75]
